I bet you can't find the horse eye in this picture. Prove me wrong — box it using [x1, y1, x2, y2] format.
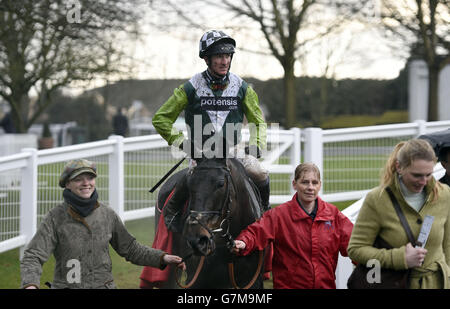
[216, 179, 225, 189]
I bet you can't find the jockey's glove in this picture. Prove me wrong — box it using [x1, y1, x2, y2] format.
[178, 139, 202, 158]
[245, 145, 261, 159]
[178, 140, 185, 152]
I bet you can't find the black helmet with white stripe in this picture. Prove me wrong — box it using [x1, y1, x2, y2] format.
[199, 30, 236, 58]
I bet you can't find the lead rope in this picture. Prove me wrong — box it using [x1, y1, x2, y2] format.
[175, 254, 206, 289]
[223, 166, 264, 289]
[228, 250, 264, 289]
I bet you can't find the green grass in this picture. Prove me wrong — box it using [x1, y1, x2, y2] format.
[321, 110, 408, 129]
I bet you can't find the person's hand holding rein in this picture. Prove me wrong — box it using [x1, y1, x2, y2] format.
[232, 240, 246, 254]
[163, 254, 186, 270]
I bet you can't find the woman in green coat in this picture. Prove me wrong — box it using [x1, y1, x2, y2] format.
[348, 139, 450, 289]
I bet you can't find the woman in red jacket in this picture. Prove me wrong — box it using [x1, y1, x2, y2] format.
[233, 162, 353, 289]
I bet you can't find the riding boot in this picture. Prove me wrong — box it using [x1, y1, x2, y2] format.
[255, 177, 270, 212]
[163, 174, 188, 233]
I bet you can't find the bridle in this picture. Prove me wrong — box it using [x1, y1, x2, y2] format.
[175, 162, 263, 289]
[189, 165, 234, 239]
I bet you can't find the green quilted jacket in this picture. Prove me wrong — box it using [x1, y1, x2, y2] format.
[20, 202, 166, 289]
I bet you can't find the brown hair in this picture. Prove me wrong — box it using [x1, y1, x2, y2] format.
[381, 138, 439, 199]
[294, 162, 321, 181]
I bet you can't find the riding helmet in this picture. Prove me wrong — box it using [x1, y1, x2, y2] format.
[199, 30, 236, 58]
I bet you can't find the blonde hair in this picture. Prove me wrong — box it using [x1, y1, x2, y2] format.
[381, 139, 439, 198]
[294, 162, 321, 181]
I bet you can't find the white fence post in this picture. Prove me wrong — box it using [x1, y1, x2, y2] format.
[335, 254, 354, 289]
[108, 135, 125, 220]
[303, 128, 323, 193]
[19, 148, 38, 259]
[290, 127, 301, 194]
[415, 119, 427, 136]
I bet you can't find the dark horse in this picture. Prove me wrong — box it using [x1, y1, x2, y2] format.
[154, 157, 265, 289]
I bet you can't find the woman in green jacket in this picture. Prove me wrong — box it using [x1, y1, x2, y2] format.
[348, 139, 450, 289]
[21, 159, 185, 289]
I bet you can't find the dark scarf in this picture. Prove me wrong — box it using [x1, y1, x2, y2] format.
[297, 196, 318, 220]
[203, 70, 229, 91]
[63, 188, 98, 217]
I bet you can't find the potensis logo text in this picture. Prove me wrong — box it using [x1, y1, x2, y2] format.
[200, 97, 239, 111]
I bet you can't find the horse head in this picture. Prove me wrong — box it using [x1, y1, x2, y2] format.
[183, 158, 234, 257]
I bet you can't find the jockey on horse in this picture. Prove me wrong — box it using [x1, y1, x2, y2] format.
[152, 30, 270, 233]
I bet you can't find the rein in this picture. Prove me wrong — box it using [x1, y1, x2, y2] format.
[176, 162, 263, 289]
[228, 250, 264, 289]
[175, 254, 205, 289]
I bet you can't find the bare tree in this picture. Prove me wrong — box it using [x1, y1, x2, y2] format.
[218, 0, 318, 128]
[380, 0, 450, 121]
[0, 0, 146, 132]
[310, 31, 356, 125]
[148, 0, 370, 128]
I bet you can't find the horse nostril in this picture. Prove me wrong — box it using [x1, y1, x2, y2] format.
[198, 235, 210, 247]
[201, 236, 216, 255]
[188, 235, 215, 256]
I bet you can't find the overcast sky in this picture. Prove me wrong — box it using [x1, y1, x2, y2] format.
[130, 27, 406, 81]
[123, 0, 407, 82]
[79, 0, 408, 93]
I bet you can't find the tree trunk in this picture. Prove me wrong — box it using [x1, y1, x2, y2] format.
[283, 63, 296, 128]
[316, 76, 329, 127]
[9, 92, 30, 133]
[427, 64, 439, 121]
[9, 106, 21, 133]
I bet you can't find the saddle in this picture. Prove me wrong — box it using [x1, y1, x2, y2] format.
[159, 158, 263, 221]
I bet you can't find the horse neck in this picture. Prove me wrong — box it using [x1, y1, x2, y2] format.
[227, 160, 257, 235]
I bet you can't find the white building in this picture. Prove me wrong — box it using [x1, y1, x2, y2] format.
[408, 59, 450, 122]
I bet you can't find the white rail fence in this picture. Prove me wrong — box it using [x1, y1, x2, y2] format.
[0, 120, 449, 288]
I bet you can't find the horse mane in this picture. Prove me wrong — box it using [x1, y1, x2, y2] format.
[195, 157, 227, 169]
[226, 158, 262, 235]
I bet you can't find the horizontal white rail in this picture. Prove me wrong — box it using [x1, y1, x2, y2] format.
[37, 139, 117, 165]
[122, 134, 169, 152]
[0, 236, 27, 253]
[0, 152, 31, 172]
[323, 120, 450, 143]
[123, 208, 155, 222]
